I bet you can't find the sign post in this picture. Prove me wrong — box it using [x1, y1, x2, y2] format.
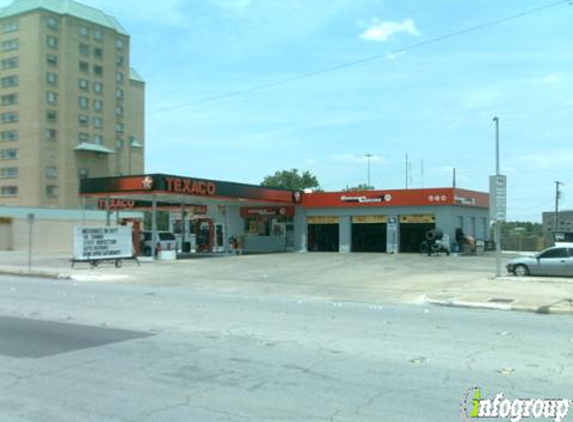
[490, 174, 507, 277]
[27, 213, 35, 271]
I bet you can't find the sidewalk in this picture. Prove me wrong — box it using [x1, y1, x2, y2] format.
[1, 250, 572, 315]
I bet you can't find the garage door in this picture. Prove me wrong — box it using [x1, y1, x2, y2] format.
[307, 217, 339, 252]
[399, 215, 435, 253]
[352, 216, 387, 252]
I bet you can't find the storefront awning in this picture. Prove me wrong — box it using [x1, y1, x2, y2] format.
[75, 143, 115, 154]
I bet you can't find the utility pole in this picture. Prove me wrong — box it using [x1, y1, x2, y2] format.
[365, 153, 372, 188]
[555, 181, 563, 231]
[405, 154, 409, 189]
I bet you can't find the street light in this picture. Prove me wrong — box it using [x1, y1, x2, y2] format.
[365, 153, 373, 188]
[493, 116, 502, 278]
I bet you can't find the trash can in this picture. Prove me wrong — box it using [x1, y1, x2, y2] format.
[475, 240, 485, 255]
[182, 241, 191, 253]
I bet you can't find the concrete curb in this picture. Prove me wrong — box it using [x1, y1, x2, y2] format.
[0, 268, 70, 280]
[420, 295, 573, 316]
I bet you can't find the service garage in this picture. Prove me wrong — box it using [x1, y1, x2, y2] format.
[300, 188, 490, 254]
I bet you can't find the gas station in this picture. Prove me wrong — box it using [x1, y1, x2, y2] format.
[79, 173, 491, 259]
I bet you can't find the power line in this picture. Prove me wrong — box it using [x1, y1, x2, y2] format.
[150, 0, 570, 114]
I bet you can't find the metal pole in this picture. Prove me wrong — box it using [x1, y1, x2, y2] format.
[81, 196, 86, 226]
[105, 197, 111, 226]
[28, 221, 32, 272]
[405, 154, 409, 189]
[364, 153, 372, 188]
[151, 195, 157, 260]
[555, 181, 562, 232]
[181, 203, 185, 253]
[493, 116, 501, 278]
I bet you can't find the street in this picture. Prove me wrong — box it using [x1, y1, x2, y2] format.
[1, 275, 572, 421]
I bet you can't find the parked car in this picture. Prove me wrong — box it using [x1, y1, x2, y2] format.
[506, 246, 573, 277]
[140, 231, 177, 256]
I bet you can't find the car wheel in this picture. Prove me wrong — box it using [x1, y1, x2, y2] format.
[514, 264, 530, 277]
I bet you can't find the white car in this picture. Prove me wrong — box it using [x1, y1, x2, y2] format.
[506, 246, 573, 277]
[140, 231, 177, 256]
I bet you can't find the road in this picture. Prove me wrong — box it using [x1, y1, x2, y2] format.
[0, 275, 572, 421]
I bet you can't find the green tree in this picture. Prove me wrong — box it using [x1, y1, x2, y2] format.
[261, 169, 320, 191]
[342, 184, 374, 192]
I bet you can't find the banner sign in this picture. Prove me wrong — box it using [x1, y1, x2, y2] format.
[307, 216, 339, 225]
[489, 175, 507, 222]
[352, 215, 388, 224]
[74, 226, 133, 260]
[400, 215, 436, 224]
[240, 206, 295, 218]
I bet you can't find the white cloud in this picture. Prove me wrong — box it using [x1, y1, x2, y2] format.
[541, 73, 564, 85]
[360, 18, 419, 42]
[82, 0, 187, 27]
[514, 149, 573, 170]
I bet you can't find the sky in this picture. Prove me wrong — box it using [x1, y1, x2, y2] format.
[9, 0, 573, 221]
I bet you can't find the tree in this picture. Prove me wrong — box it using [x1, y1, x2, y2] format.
[261, 169, 320, 191]
[342, 184, 374, 192]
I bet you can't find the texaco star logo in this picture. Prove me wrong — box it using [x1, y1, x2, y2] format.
[142, 176, 153, 190]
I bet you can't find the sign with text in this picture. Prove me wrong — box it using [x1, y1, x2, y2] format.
[489, 175, 507, 222]
[74, 226, 133, 261]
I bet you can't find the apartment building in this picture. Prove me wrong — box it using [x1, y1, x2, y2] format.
[0, 0, 144, 208]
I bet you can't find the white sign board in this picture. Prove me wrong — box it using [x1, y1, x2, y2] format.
[74, 226, 133, 261]
[489, 175, 507, 222]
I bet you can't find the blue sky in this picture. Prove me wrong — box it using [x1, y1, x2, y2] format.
[15, 0, 573, 220]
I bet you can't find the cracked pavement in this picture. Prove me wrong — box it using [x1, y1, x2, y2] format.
[1, 274, 572, 421]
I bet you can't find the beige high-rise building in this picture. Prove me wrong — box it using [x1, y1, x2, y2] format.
[0, 0, 144, 209]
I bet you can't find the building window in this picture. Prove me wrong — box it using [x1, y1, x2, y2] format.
[78, 114, 89, 126]
[78, 132, 89, 143]
[116, 72, 124, 83]
[0, 167, 18, 179]
[46, 72, 58, 85]
[94, 65, 103, 76]
[79, 168, 89, 179]
[0, 112, 18, 123]
[93, 117, 103, 129]
[47, 54, 57, 67]
[1, 75, 18, 88]
[79, 43, 89, 55]
[1, 39, 18, 52]
[94, 82, 103, 94]
[115, 105, 123, 116]
[46, 35, 57, 49]
[78, 78, 89, 91]
[46, 185, 58, 197]
[79, 26, 90, 37]
[0, 148, 18, 159]
[115, 122, 124, 133]
[2, 22, 19, 33]
[115, 89, 124, 99]
[79, 61, 89, 73]
[1, 94, 17, 106]
[116, 138, 123, 149]
[116, 38, 124, 50]
[94, 29, 103, 41]
[116, 55, 124, 66]
[46, 91, 57, 105]
[45, 166, 57, 178]
[1, 57, 18, 70]
[93, 99, 103, 111]
[47, 17, 58, 30]
[0, 186, 17, 197]
[94, 47, 103, 59]
[45, 129, 57, 140]
[78, 96, 89, 110]
[93, 134, 103, 145]
[0, 130, 17, 141]
[46, 110, 57, 122]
